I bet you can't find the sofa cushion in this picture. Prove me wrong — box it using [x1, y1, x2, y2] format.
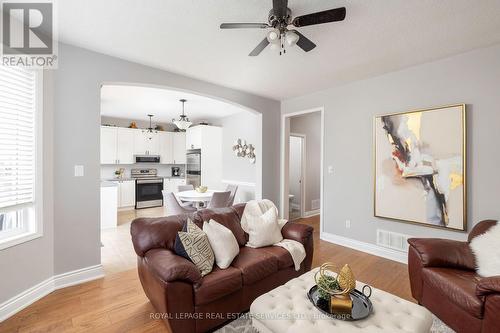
[231, 247, 278, 285]
[423, 267, 484, 318]
[258, 246, 294, 269]
[193, 207, 247, 247]
[174, 220, 214, 276]
[194, 266, 242, 306]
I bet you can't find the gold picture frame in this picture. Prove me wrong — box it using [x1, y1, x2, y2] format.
[373, 104, 467, 232]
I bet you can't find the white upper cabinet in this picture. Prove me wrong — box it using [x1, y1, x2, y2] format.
[100, 127, 117, 164]
[116, 128, 135, 164]
[100, 125, 187, 165]
[134, 130, 160, 156]
[118, 180, 135, 207]
[186, 126, 202, 150]
[159, 131, 173, 164]
[172, 132, 186, 164]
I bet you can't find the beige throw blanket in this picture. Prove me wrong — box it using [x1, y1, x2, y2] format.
[241, 200, 306, 271]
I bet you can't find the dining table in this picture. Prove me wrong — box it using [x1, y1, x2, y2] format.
[176, 189, 215, 209]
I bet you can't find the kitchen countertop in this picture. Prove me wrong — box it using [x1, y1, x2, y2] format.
[101, 181, 119, 187]
[101, 176, 185, 182]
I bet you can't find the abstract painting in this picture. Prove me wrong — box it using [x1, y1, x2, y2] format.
[374, 104, 466, 231]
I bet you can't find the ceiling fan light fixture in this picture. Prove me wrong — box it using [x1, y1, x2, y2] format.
[267, 29, 281, 44]
[285, 30, 299, 46]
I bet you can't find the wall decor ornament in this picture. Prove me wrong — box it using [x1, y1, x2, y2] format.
[374, 104, 466, 231]
[232, 138, 256, 164]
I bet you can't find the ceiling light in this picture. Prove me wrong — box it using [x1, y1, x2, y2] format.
[267, 29, 280, 44]
[173, 99, 192, 131]
[285, 31, 299, 46]
[143, 114, 157, 140]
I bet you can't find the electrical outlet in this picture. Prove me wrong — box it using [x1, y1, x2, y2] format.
[345, 220, 351, 229]
[328, 165, 334, 174]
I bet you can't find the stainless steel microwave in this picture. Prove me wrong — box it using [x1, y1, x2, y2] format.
[135, 155, 160, 163]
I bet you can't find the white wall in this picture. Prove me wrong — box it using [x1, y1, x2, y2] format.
[215, 111, 260, 203]
[290, 112, 322, 212]
[282, 43, 500, 245]
[289, 136, 302, 208]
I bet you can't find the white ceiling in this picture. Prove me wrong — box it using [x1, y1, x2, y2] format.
[60, 0, 500, 100]
[100, 85, 244, 123]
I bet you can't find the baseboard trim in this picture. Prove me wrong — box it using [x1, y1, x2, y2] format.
[320, 232, 407, 264]
[303, 209, 320, 218]
[54, 264, 104, 290]
[0, 264, 104, 322]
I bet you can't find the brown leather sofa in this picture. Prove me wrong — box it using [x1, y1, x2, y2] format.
[408, 220, 500, 333]
[131, 203, 314, 333]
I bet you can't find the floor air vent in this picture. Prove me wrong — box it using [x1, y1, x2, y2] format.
[376, 229, 410, 252]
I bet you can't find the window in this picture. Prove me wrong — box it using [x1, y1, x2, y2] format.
[0, 66, 42, 249]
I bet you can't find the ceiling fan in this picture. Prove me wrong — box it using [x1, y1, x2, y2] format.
[220, 0, 346, 56]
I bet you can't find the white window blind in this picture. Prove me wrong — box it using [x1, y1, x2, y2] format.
[0, 66, 36, 212]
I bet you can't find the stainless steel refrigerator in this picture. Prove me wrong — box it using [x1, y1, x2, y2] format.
[186, 149, 201, 188]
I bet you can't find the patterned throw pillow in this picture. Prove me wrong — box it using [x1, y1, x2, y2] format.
[174, 220, 214, 276]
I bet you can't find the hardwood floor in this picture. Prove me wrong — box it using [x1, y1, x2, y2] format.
[1, 214, 412, 333]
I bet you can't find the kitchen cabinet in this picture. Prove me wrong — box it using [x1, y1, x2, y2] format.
[185, 125, 223, 190]
[100, 127, 117, 164]
[186, 126, 202, 150]
[159, 132, 173, 164]
[116, 128, 135, 164]
[100, 126, 135, 164]
[134, 130, 160, 156]
[101, 182, 118, 229]
[100, 125, 186, 165]
[172, 132, 186, 164]
[118, 180, 135, 208]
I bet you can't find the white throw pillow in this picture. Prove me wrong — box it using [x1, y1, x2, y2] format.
[203, 220, 240, 269]
[245, 207, 284, 248]
[470, 223, 500, 277]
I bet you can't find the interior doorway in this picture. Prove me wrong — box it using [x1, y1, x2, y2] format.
[281, 108, 323, 230]
[289, 134, 305, 220]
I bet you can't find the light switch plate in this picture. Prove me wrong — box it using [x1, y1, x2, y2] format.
[328, 165, 334, 174]
[74, 165, 84, 177]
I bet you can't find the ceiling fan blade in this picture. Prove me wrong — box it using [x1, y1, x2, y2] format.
[249, 38, 270, 56]
[220, 23, 270, 29]
[292, 7, 346, 27]
[292, 30, 316, 52]
[272, 0, 288, 18]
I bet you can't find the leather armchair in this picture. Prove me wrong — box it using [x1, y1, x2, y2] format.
[131, 204, 314, 333]
[408, 220, 499, 333]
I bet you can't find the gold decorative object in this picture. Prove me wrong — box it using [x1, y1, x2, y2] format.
[314, 263, 357, 314]
[195, 186, 208, 193]
[128, 121, 138, 129]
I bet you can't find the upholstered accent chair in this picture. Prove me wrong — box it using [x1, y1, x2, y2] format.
[408, 220, 499, 333]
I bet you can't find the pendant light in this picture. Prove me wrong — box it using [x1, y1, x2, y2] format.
[173, 99, 192, 131]
[143, 114, 157, 140]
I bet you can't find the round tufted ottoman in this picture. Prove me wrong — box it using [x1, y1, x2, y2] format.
[250, 268, 433, 333]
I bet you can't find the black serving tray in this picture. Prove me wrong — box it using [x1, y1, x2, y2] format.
[307, 285, 373, 321]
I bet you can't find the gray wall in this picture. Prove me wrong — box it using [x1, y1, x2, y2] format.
[282, 44, 500, 244]
[53, 43, 280, 275]
[0, 72, 55, 302]
[215, 111, 260, 202]
[290, 112, 321, 212]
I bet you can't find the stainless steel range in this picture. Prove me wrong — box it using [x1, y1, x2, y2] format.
[132, 168, 163, 209]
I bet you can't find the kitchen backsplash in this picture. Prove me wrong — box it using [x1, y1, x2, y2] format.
[101, 163, 185, 180]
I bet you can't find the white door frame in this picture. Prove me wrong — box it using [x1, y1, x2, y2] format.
[289, 133, 306, 219]
[281, 107, 324, 233]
